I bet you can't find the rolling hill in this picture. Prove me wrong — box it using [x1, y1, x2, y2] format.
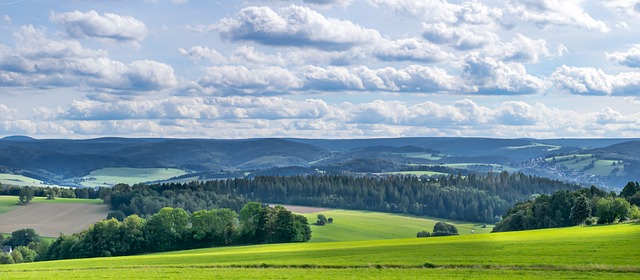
[1, 222, 638, 279]
[0, 136, 638, 189]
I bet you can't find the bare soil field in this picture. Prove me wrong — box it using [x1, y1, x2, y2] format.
[270, 204, 333, 214]
[0, 203, 109, 237]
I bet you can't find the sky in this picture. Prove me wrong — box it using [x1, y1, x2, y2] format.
[0, 0, 640, 139]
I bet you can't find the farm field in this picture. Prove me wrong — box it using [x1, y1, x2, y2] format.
[76, 167, 189, 187]
[0, 173, 61, 188]
[0, 196, 108, 236]
[1, 223, 638, 279]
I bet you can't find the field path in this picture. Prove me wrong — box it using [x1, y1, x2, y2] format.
[0, 203, 109, 237]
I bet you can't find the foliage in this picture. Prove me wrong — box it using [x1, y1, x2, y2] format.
[432, 221, 459, 236]
[0, 253, 13, 264]
[38, 204, 310, 263]
[0, 185, 101, 200]
[15, 246, 37, 262]
[596, 197, 631, 224]
[315, 214, 327, 226]
[327, 217, 333, 224]
[416, 230, 431, 237]
[3, 228, 41, 247]
[620, 182, 640, 198]
[570, 194, 592, 225]
[110, 172, 580, 223]
[18, 186, 34, 204]
[107, 210, 126, 222]
[493, 186, 606, 232]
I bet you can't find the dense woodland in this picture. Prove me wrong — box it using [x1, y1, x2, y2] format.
[493, 182, 640, 232]
[0, 202, 310, 264]
[103, 172, 580, 223]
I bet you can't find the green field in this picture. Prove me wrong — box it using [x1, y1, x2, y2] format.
[1, 223, 638, 279]
[387, 171, 450, 176]
[303, 210, 491, 242]
[0, 174, 61, 188]
[76, 167, 190, 187]
[545, 154, 625, 176]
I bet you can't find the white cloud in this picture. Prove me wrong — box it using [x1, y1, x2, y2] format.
[421, 23, 497, 50]
[606, 44, 640, 68]
[0, 25, 177, 93]
[199, 65, 303, 94]
[178, 46, 226, 64]
[370, 0, 503, 26]
[552, 65, 640, 96]
[374, 37, 452, 62]
[215, 5, 381, 50]
[506, 0, 609, 32]
[601, 0, 640, 18]
[462, 54, 547, 94]
[493, 33, 567, 63]
[50, 10, 148, 45]
[0, 104, 18, 120]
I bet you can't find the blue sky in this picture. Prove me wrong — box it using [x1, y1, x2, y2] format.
[0, 0, 639, 139]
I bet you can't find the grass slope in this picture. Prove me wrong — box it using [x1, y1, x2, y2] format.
[303, 210, 491, 242]
[0, 173, 61, 188]
[1, 223, 638, 279]
[77, 167, 189, 187]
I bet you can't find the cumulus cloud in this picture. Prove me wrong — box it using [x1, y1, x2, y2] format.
[0, 25, 177, 93]
[0, 104, 18, 120]
[493, 33, 567, 63]
[606, 44, 640, 68]
[370, 0, 503, 26]
[215, 5, 381, 50]
[601, 0, 640, 18]
[552, 65, 640, 96]
[421, 23, 497, 50]
[50, 10, 148, 45]
[178, 46, 226, 63]
[506, 0, 609, 32]
[374, 37, 452, 62]
[462, 54, 547, 95]
[198, 65, 303, 94]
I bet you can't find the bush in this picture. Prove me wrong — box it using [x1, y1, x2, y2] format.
[107, 211, 126, 222]
[416, 230, 431, 238]
[432, 221, 459, 236]
[0, 252, 14, 264]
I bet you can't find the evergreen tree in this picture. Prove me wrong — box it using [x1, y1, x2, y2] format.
[570, 194, 591, 225]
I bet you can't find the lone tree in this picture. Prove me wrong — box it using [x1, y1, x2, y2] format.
[18, 187, 34, 204]
[570, 194, 592, 225]
[327, 217, 333, 224]
[316, 214, 327, 226]
[432, 221, 459, 236]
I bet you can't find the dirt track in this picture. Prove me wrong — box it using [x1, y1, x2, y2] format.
[0, 203, 109, 237]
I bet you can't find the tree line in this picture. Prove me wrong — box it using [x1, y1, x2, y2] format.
[104, 172, 580, 223]
[1, 202, 310, 264]
[492, 182, 640, 232]
[0, 185, 101, 200]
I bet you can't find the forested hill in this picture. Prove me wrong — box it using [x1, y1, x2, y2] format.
[104, 172, 580, 223]
[1, 136, 638, 188]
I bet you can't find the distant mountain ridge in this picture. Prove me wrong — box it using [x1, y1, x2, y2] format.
[0, 136, 638, 189]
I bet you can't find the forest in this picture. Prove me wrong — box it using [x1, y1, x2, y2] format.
[493, 182, 640, 232]
[0, 202, 310, 264]
[102, 172, 580, 223]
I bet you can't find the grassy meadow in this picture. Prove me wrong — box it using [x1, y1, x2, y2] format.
[303, 209, 491, 242]
[0, 174, 60, 188]
[1, 223, 638, 279]
[77, 167, 189, 187]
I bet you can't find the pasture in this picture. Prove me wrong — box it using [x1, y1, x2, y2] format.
[1, 223, 638, 279]
[0, 173, 61, 188]
[77, 167, 189, 187]
[300, 209, 491, 242]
